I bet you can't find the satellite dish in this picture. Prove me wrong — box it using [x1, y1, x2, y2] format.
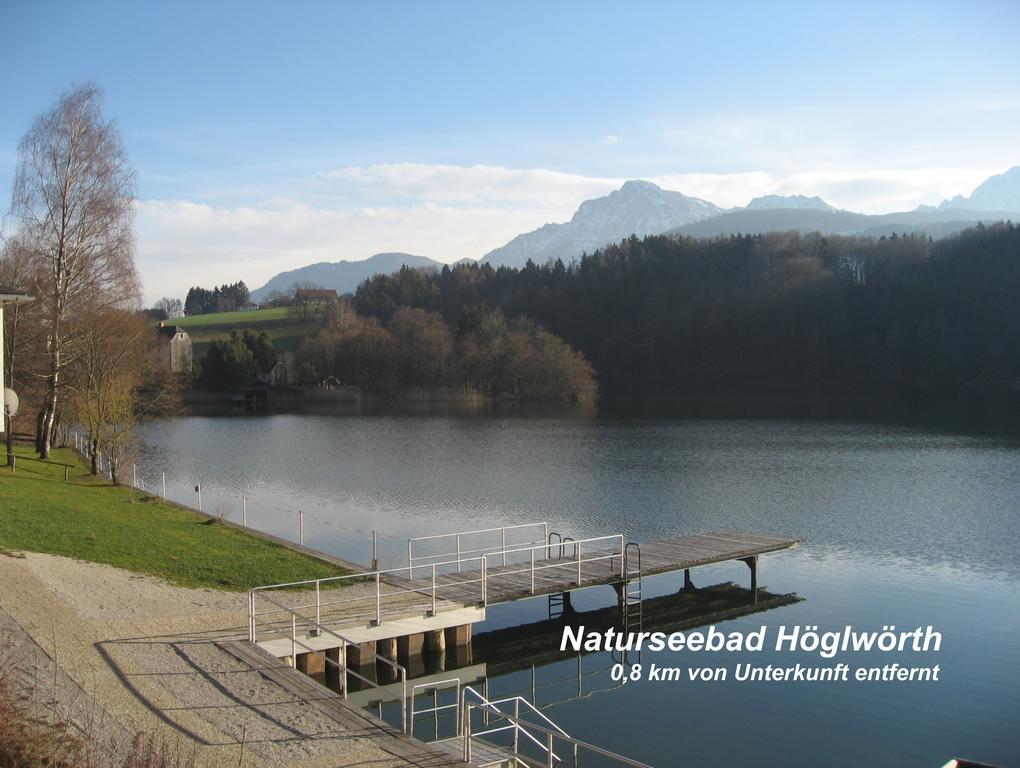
[3, 388, 18, 418]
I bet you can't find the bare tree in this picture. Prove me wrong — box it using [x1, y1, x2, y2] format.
[10, 82, 139, 457]
[67, 307, 179, 481]
[154, 297, 183, 319]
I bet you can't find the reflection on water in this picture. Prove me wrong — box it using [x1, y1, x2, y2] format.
[136, 415, 1020, 766]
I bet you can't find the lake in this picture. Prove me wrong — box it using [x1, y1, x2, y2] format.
[136, 413, 1020, 767]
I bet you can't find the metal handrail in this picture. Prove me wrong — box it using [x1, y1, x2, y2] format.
[479, 535, 626, 592]
[251, 534, 622, 639]
[462, 696, 653, 768]
[408, 522, 550, 573]
[462, 686, 566, 761]
[410, 678, 461, 737]
[249, 556, 487, 638]
[254, 591, 409, 733]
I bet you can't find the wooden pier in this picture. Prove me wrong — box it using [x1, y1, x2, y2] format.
[246, 525, 800, 766]
[250, 527, 799, 662]
[428, 529, 800, 606]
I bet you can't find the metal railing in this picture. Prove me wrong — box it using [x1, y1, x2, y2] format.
[251, 589, 409, 733]
[461, 686, 570, 763]
[408, 522, 550, 574]
[251, 533, 623, 640]
[460, 686, 652, 768]
[410, 678, 461, 741]
[249, 557, 488, 641]
[479, 535, 626, 594]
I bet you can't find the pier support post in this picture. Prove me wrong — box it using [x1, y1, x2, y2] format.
[346, 641, 377, 670]
[425, 629, 447, 654]
[377, 637, 397, 661]
[325, 647, 341, 688]
[444, 624, 472, 649]
[397, 632, 424, 658]
[740, 556, 758, 604]
[683, 568, 696, 592]
[612, 582, 625, 609]
[296, 651, 325, 675]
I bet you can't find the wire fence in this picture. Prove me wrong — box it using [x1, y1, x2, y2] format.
[68, 430, 413, 568]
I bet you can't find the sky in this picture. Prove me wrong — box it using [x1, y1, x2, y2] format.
[1, 0, 1018, 304]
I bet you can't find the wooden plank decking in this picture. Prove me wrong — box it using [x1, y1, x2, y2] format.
[220, 640, 473, 767]
[423, 529, 800, 607]
[254, 529, 800, 648]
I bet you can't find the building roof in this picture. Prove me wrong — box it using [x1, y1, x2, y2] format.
[295, 288, 338, 300]
[158, 324, 186, 338]
[0, 286, 34, 303]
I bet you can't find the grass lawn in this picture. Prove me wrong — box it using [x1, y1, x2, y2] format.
[0, 445, 342, 590]
[175, 306, 291, 328]
[173, 307, 321, 361]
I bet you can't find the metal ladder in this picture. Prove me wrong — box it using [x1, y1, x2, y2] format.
[623, 542, 643, 625]
[548, 592, 565, 620]
[612, 543, 643, 667]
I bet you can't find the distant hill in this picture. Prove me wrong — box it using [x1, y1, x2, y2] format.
[669, 206, 1016, 240]
[481, 180, 720, 268]
[746, 194, 836, 212]
[251, 252, 442, 302]
[939, 166, 1020, 212]
[249, 169, 1020, 296]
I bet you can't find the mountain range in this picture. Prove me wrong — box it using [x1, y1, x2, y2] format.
[478, 179, 719, 268]
[250, 252, 442, 302]
[250, 167, 1020, 296]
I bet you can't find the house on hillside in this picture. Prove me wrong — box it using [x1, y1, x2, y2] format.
[294, 288, 339, 302]
[293, 287, 339, 321]
[158, 322, 193, 374]
[257, 360, 290, 387]
[238, 301, 261, 311]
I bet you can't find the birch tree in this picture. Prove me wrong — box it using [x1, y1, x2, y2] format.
[10, 82, 139, 457]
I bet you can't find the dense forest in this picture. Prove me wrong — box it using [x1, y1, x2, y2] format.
[353, 223, 1020, 402]
[184, 281, 251, 315]
[294, 303, 596, 402]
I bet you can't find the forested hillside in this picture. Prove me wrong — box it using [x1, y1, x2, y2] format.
[354, 223, 1020, 401]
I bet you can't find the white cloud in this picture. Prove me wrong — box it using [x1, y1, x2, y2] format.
[135, 196, 558, 304]
[600, 135, 621, 145]
[135, 163, 1003, 305]
[321, 163, 620, 209]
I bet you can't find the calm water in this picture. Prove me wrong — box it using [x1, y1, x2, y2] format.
[136, 415, 1020, 767]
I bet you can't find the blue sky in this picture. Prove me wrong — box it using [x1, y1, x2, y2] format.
[1, 0, 1018, 302]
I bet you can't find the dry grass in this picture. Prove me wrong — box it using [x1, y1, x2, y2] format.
[0, 631, 195, 768]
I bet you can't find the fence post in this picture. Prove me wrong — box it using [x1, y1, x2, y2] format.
[64, 465, 69, 482]
[299, 510, 304, 545]
[196, 483, 202, 512]
[514, 698, 520, 756]
[242, 495, 246, 526]
[407, 540, 413, 579]
[132, 464, 137, 488]
[456, 533, 462, 573]
[372, 530, 378, 570]
[431, 563, 437, 616]
[530, 548, 536, 594]
[290, 615, 297, 668]
[501, 528, 507, 566]
[375, 571, 381, 625]
[161, 472, 166, 500]
[248, 590, 255, 642]
[576, 540, 582, 585]
[481, 556, 487, 604]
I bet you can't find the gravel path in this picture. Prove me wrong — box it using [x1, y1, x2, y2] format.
[0, 551, 467, 768]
